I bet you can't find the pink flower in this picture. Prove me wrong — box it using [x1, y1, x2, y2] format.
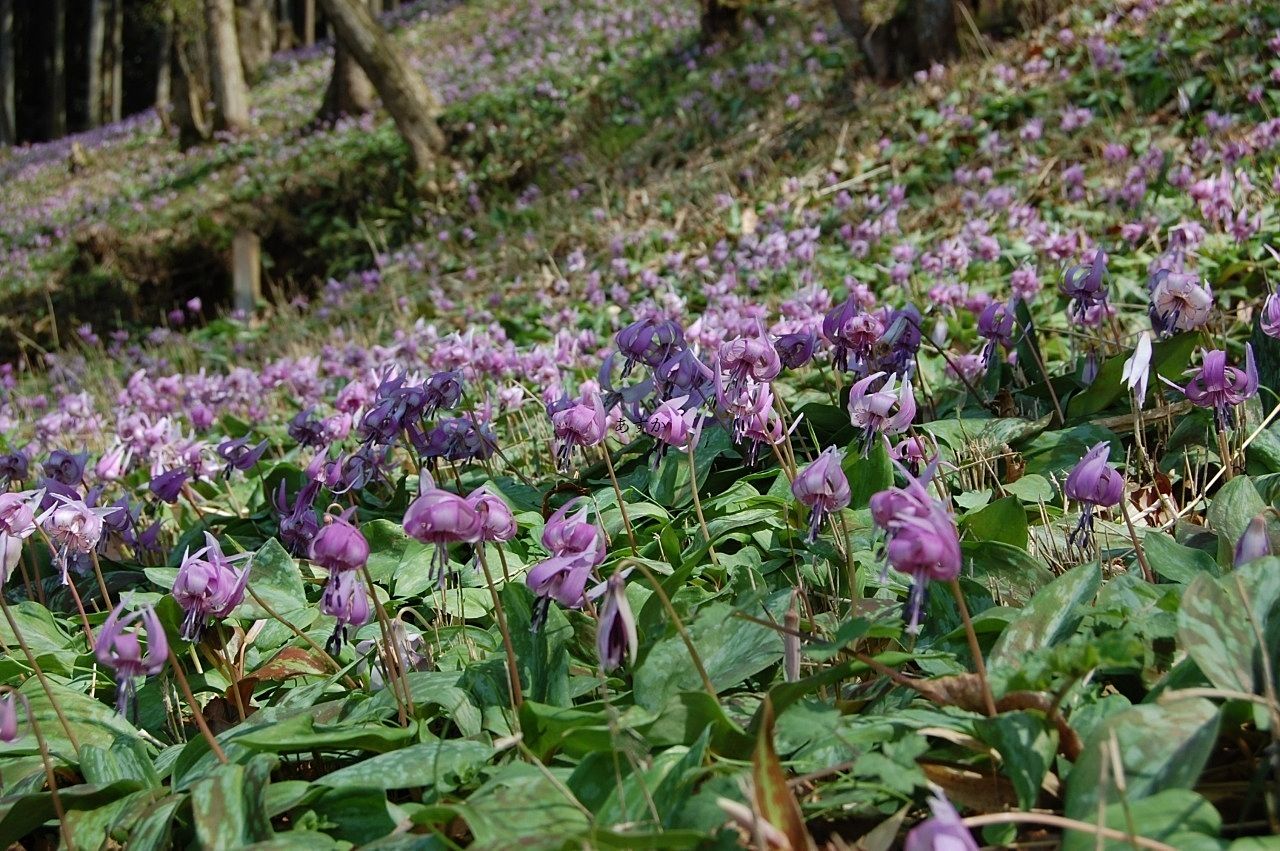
[549, 392, 608, 472]
[467, 486, 517, 543]
[848, 372, 916, 455]
[173, 533, 251, 641]
[792, 446, 851, 542]
[527, 498, 605, 620]
[95, 601, 168, 714]
[403, 474, 482, 587]
[596, 573, 637, 671]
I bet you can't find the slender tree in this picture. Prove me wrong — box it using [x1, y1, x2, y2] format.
[831, 0, 957, 81]
[156, 0, 174, 133]
[0, 0, 12, 145]
[171, 5, 213, 146]
[48, 0, 67, 138]
[302, 0, 316, 46]
[318, 0, 378, 121]
[236, 0, 274, 82]
[205, 0, 251, 131]
[316, 0, 444, 171]
[105, 0, 124, 123]
[87, 0, 107, 127]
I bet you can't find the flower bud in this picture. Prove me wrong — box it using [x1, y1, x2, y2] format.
[1235, 515, 1272, 567]
[310, 513, 370, 573]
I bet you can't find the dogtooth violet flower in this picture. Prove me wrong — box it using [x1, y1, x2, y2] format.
[1261, 290, 1280, 339]
[717, 322, 781, 397]
[0, 694, 15, 743]
[775, 328, 818, 369]
[527, 498, 606, 628]
[549, 391, 608, 472]
[39, 494, 118, 582]
[1148, 268, 1213, 336]
[904, 791, 979, 851]
[42, 450, 88, 486]
[848, 372, 916, 456]
[321, 570, 371, 654]
[1235, 515, 1272, 567]
[595, 572, 637, 672]
[173, 533, 251, 641]
[1063, 442, 1125, 552]
[1121, 332, 1153, 408]
[869, 457, 961, 632]
[644, 395, 698, 465]
[0, 451, 28, 485]
[467, 487, 517, 544]
[217, 436, 269, 478]
[275, 480, 321, 556]
[976, 299, 1016, 367]
[310, 510, 371, 573]
[823, 296, 883, 374]
[792, 446, 851, 542]
[95, 600, 168, 715]
[616, 317, 685, 377]
[149, 468, 189, 504]
[0, 490, 41, 584]
[403, 473, 482, 586]
[1061, 249, 1110, 323]
[1166, 346, 1258, 431]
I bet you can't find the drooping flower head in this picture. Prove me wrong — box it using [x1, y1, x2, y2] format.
[792, 446, 851, 542]
[549, 392, 608, 473]
[869, 458, 961, 632]
[527, 498, 606, 628]
[321, 570, 371, 655]
[310, 510, 370, 573]
[1169, 346, 1259, 431]
[1148, 268, 1213, 336]
[173, 533, 252, 642]
[774, 329, 818, 369]
[275, 480, 321, 557]
[643, 395, 698, 465]
[149, 468, 189, 504]
[595, 572, 637, 672]
[848, 372, 916, 456]
[467, 486, 517, 544]
[403, 474, 482, 587]
[976, 300, 1017, 367]
[904, 791, 979, 851]
[0, 451, 29, 486]
[95, 600, 168, 714]
[39, 494, 118, 583]
[0, 693, 16, 743]
[216, 436, 269, 478]
[1061, 249, 1110, 323]
[1261, 291, 1280, 340]
[43, 450, 88, 487]
[823, 297, 883, 374]
[616, 317, 685, 377]
[95, 443, 133, 482]
[1063, 442, 1124, 553]
[1121, 332, 1153, 409]
[0, 489, 41, 585]
[717, 322, 781, 398]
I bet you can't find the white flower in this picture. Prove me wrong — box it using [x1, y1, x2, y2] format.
[1122, 332, 1154, 408]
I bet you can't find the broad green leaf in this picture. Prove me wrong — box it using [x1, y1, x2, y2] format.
[1064, 789, 1223, 851]
[0, 781, 141, 847]
[961, 496, 1028, 549]
[842, 440, 893, 510]
[961, 541, 1055, 606]
[1178, 574, 1258, 694]
[1144, 532, 1220, 584]
[16, 678, 146, 760]
[1067, 332, 1196, 418]
[1207, 476, 1266, 563]
[0, 601, 75, 654]
[990, 562, 1099, 669]
[1064, 698, 1219, 823]
[974, 711, 1056, 810]
[190, 754, 277, 849]
[231, 538, 315, 640]
[320, 740, 493, 791]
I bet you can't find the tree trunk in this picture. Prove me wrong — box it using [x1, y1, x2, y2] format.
[87, 0, 106, 127]
[47, 0, 67, 138]
[171, 19, 212, 147]
[831, 0, 957, 81]
[699, 0, 741, 43]
[105, 0, 124, 123]
[155, 0, 174, 134]
[235, 0, 274, 82]
[302, 0, 316, 46]
[205, 0, 251, 131]
[0, 0, 12, 145]
[318, 41, 374, 119]
[316, 0, 444, 172]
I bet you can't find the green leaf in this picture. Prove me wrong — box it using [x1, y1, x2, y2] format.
[0, 601, 74, 654]
[990, 562, 1099, 669]
[190, 754, 277, 848]
[320, 740, 493, 791]
[961, 496, 1028, 549]
[1067, 332, 1196, 418]
[1207, 476, 1266, 563]
[961, 541, 1055, 606]
[15, 678, 146, 760]
[0, 781, 141, 847]
[1064, 698, 1219, 824]
[842, 440, 893, 509]
[232, 538, 315, 639]
[79, 735, 161, 789]
[633, 599, 784, 711]
[501, 582, 570, 706]
[1144, 533, 1220, 584]
[1070, 790, 1224, 851]
[1178, 574, 1258, 694]
[974, 711, 1056, 810]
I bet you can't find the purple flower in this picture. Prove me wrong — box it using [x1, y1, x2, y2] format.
[1169, 346, 1259, 431]
[95, 444, 132, 482]
[321, 570, 371, 654]
[0, 451, 29, 485]
[288, 408, 327, 448]
[976, 300, 1016, 366]
[870, 458, 961, 632]
[418, 416, 497, 463]
[216, 436, 269, 477]
[890, 435, 930, 477]
[792, 446, 851, 542]
[596, 572, 637, 672]
[775, 329, 817, 369]
[467, 487, 517, 543]
[655, 348, 714, 402]
[1064, 442, 1124, 553]
[1261, 292, 1280, 339]
[310, 511, 370, 573]
[1061, 249, 1109, 323]
[1235, 515, 1272, 567]
[403, 475, 482, 586]
[95, 600, 168, 714]
[421, 370, 465, 418]
[904, 792, 978, 851]
[149, 468, 189, 504]
[39, 494, 117, 583]
[644, 395, 698, 464]
[616, 318, 685, 376]
[275, 480, 321, 556]
[0, 694, 16, 743]
[43, 450, 88, 486]
[823, 297, 883, 373]
[718, 324, 781, 396]
[527, 498, 605, 625]
[848, 372, 916, 456]
[549, 392, 608, 472]
[173, 533, 251, 641]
